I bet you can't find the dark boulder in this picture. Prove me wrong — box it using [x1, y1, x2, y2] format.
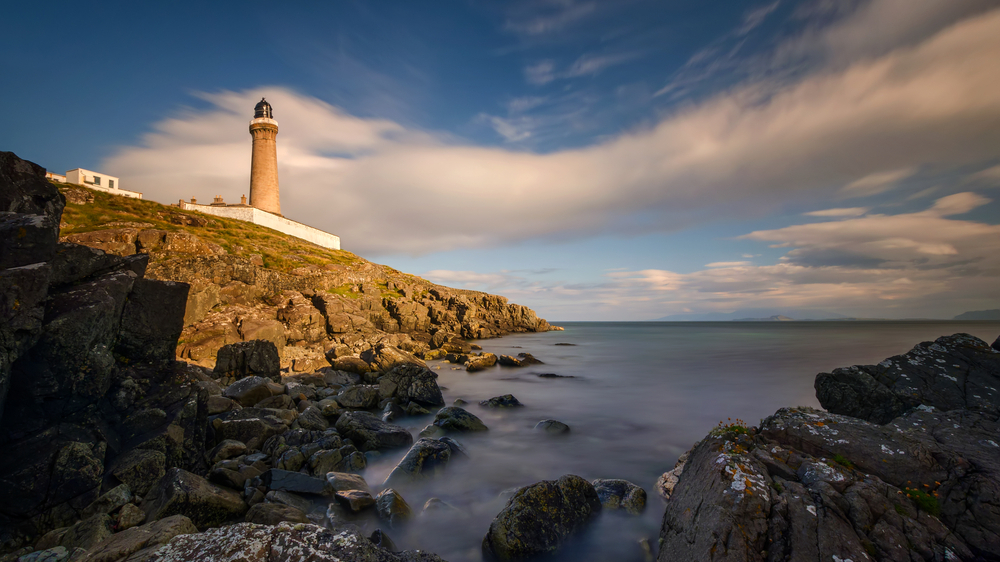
[482, 474, 601, 561]
[0, 212, 60, 270]
[376, 488, 413, 529]
[383, 438, 453, 487]
[428, 406, 488, 433]
[0, 151, 65, 218]
[591, 479, 646, 515]
[117, 278, 190, 363]
[480, 394, 523, 408]
[263, 469, 330, 496]
[335, 411, 413, 452]
[140, 468, 247, 530]
[221, 375, 273, 407]
[378, 364, 445, 407]
[816, 333, 1000, 424]
[534, 420, 570, 434]
[111, 448, 167, 497]
[213, 340, 281, 382]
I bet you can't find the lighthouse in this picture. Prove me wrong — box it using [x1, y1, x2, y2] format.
[249, 98, 280, 215]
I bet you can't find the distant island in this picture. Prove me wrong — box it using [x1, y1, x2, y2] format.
[954, 309, 1000, 320]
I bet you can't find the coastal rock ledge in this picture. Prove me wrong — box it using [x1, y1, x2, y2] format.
[658, 333, 1000, 562]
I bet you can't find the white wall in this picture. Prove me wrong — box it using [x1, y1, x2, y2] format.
[178, 201, 341, 250]
[65, 168, 143, 199]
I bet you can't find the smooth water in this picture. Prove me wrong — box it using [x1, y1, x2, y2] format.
[350, 321, 1000, 561]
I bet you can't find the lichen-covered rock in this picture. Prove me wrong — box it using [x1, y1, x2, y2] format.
[383, 438, 453, 487]
[336, 385, 381, 409]
[334, 489, 376, 513]
[591, 479, 646, 515]
[815, 333, 1000, 424]
[117, 503, 146, 530]
[378, 364, 444, 407]
[428, 406, 488, 433]
[482, 474, 601, 560]
[334, 412, 413, 452]
[213, 340, 280, 382]
[360, 344, 426, 374]
[326, 472, 372, 494]
[83, 483, 133, 517]
[140, 468, 248, 530]
[141, 521, 445, 562]
[375, 489, 413, 529]
[207, 439, 247, 465]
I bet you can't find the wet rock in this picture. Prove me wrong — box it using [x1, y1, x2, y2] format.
[327, 472, 372, 494]
[383, 438, 453, 487]
[307, 449, 343, 476]
[117, 503, 146, 530]
[482, 474, 601, 561]
[337, 384, 381, 409]
[85, 514, 197, 562]
[376, 489, 413, 529]
[369, 529, 398, 553]
[208, 439, 247, 465]
[498, 353, 543, 367]
[591, 479, 646, 515]
[534, 420, 570, 434]
[465, 353, 497, 372]
[382, 401, 404, 422]
[83, 484, 133, 517]
[480, 394, 523, 408]
[296, 406, 330, 431]
[332, 355, 372, 375]
[429, 406, 488, 433]
[244, 502, 309, 525]
[378, 364, 445, 407]
[57, 513, 114, 552]
[263, 469, 330, 496]
[222, 375, 273, 407]
[422, 498, 463, 517]
[141, 468, 248, 530]
[213, 340, 281, 382]
[111, 449, 166, 497]
[214, 416, 287, 451]
[16, 546, 70, 562]
[206, 395, 236, 415]
[335, 411, 414, 452]
[335, 489, 376, 513]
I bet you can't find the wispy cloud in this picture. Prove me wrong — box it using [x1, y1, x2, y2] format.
[503, 0, 598, 36]
[840, 168, 916, 197]
[524, 52, 641, 85]
[804, 207, 869, 217]
[738, 1, 781, 36]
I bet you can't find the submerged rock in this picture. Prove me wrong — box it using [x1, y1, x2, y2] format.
[591, 479, 646, 515]
[383, 438, 453, 486]
[482, 474, 601, 560]
[428, 406, 488, 433]
[534, 419, 570, 434]
[376, 488, 414, 529]
[480, 394, 523, 408]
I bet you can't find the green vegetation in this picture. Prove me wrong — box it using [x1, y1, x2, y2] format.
[711, 418, 752, 438]
[902, 486, 941, 517]
[831, 454, 855, 470]
[56, 183, 362, 273]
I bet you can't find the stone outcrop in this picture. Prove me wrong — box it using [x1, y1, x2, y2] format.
[658, 333, 1000, 561]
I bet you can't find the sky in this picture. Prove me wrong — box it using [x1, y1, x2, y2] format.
[3, 0, 1000, 321]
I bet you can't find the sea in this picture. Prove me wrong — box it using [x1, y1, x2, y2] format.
[355, 321, 1000, 562]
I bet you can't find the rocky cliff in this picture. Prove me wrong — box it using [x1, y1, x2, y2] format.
[53, 169, 554, 375]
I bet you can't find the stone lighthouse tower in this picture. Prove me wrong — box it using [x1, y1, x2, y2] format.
[249, 98, 281, 215]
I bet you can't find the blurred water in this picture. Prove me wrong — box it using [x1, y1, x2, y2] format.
[343, 321, 1000, 561]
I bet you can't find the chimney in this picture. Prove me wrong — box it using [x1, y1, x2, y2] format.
[241, 194, 247, 205]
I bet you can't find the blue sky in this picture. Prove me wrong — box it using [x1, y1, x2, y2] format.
[4, 0, 1000, 320]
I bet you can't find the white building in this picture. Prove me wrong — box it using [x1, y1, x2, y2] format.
[56, 168, 143, 199]
[178, 197, 341, 251]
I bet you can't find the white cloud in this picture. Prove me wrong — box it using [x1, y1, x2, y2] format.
[804, 207, 869, 217]
[524, 60, 556, 85]
[969, 164, 1000, 185]
[840, 168, 915, 196]
[105, 8, 1000, 257]
[504, 0, 598, 36]
[739, 1, 781, 36]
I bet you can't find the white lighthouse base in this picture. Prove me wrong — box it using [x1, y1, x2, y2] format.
[177, 201, 341, 250]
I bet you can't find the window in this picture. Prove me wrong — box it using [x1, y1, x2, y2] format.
[109, 180, 115, 189]
[94, 176, 101, 185]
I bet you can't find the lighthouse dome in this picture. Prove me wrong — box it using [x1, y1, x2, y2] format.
[254, 98, 273, 119]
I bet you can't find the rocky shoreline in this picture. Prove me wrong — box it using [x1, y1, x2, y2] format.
[2, 151, 999, 561]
